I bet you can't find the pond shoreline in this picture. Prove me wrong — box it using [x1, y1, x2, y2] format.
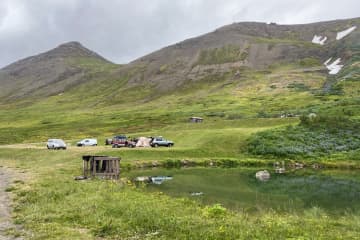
[120, 158, 360, 171]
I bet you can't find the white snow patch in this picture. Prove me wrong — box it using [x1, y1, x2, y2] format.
[323, 58, 332, 65]
[324, 58, 343, 75]
[312, 35, 327, 45]
[336, 26, 357, 40]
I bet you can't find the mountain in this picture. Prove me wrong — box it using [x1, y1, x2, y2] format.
[1, 18, 359, 103]
[0, 41, 115, 101]
[121, 17, 359, 91]
[0, 17, 359, 144]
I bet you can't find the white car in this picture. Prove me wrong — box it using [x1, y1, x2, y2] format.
[76, 138, 97, 147]
[47, 139, 67, 150]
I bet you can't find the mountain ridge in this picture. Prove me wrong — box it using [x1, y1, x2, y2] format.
[0, 17, 359, 102]
[124, 17, 358, 92]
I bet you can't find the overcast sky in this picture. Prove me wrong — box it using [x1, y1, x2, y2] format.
[0, 0, 359, 67]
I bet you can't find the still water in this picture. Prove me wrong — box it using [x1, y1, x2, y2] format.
[124, 167, 360, 213]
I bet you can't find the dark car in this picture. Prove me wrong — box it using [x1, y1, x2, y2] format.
[112, 135, 136, 148]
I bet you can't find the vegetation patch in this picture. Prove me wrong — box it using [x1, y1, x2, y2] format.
[298, 57, 321, 67]
[196, 45, 247, 65]
[247, 115, 360, 159]
[287, 82, 310, 91]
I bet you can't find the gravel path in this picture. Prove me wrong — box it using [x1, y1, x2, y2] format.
[0, 168, 23, 240]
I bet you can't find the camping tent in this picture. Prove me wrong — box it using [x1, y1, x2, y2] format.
[136, 137, 151, 147]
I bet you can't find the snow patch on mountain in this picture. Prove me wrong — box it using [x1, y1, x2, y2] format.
[324, 58, 332, 65]
[336, 26, 357, 40]
[312, 35, 327, 45]
[324, 58, 343, 75]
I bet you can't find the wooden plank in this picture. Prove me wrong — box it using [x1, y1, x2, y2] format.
[94, 157, 120, 161]
[92, 159, 97, 177]
[83, 160, 86, 177]
[109, 160, 112, 172]
[115, 159, 120, 179]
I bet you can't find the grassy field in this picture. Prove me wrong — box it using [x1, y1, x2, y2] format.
[1, 145, 360, 239]
[1, 111, 360, 239]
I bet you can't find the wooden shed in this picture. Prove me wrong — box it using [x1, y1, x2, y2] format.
[189, 117, 203, 123]
[82, 155, 120, 179]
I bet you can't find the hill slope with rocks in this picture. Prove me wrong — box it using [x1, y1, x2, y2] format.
[124, 17, 359, 91]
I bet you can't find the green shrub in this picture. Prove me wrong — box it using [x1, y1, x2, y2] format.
[248, 115, 360, 159]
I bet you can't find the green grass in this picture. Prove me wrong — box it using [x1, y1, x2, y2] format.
[1, 148, 360, 239]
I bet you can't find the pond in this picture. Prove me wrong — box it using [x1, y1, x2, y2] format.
[123, 167, 360, 214]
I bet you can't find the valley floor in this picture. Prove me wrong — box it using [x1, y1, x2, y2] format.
[0, 106, 359, 239]
[0, 143, 360, 239]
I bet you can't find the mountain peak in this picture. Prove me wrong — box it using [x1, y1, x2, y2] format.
[58, 41, 83, 47]
[2, 41, 110, 72]
[55, 41, 92, 53]
[0, 41, 113, 100]
[47, 41, 108, 60]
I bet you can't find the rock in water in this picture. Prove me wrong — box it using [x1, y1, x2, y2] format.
[255, 170, 271, 181]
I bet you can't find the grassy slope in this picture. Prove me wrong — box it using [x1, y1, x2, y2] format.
[0, 61, 328, 143]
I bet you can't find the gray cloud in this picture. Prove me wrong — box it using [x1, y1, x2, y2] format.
[0, 0, 359, 67]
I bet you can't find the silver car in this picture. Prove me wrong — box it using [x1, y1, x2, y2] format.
[47, 139, 67, 150]
[76, 138, 97, 147]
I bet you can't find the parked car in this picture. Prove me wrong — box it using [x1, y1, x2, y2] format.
[77, 138, 97, 147]
[47, 139, 67, 150]
[150, 136, 174, 147]
[112, 135, 136, 148]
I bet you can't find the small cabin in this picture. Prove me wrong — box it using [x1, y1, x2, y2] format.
[82, 155, 120, 179]
[189, 117, 203, 123]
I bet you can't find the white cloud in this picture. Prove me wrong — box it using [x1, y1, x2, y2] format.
[0, 0, 359, 67]
[0, 0, 30, 35]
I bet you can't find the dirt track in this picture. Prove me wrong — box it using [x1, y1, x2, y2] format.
[0, 168, 23, 240]
[0, 144, 113, 152]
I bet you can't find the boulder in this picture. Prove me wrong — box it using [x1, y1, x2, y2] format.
[255, 170, 271, 181]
